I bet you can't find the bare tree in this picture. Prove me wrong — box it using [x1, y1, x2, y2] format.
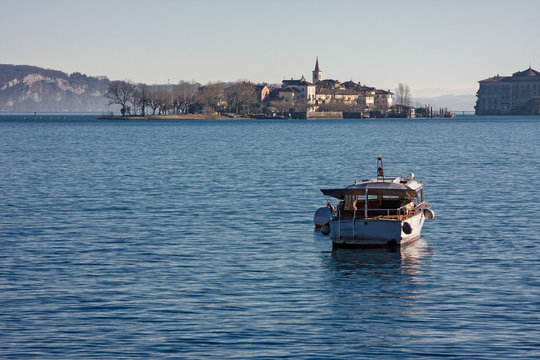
[136, 83, 152, 116]
[172, 81, 198, 114]
[195, 82, 224, 113]
[147, 87, 160, 115]
[395, 83, 411, 106]
[269, 100, 294, 114]
[129, 87, 141, 116]
[154, 87, 172, 115]
[224, 81, 258, 114]
[292, 100, 311, 112]
[318, 101, 358, 112]
[104, 80, 136, 116]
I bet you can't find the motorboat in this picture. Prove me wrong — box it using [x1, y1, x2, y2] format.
[314, 156, 434, 248]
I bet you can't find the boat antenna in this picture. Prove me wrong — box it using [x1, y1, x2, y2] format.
[377, 155, 384, 181]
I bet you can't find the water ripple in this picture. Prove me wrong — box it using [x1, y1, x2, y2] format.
[0, 115, 539, 359]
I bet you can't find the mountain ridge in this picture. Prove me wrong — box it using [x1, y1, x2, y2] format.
[0, 64, 111, 112]
[412, 94, 476, 112]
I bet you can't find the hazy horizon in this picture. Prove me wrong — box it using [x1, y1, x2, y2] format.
[1, 0, 539, 97]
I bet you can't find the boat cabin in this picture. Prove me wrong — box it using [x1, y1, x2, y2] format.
[321, 177, 426, 220]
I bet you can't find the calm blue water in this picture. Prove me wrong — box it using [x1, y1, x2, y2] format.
[0, 115, 539, 359]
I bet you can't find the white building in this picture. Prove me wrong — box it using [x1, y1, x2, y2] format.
[275, 59, 393, 111]
[374, 89, 393, 109]
[282, 75, 316, 103]
[313, 59, 391, 110]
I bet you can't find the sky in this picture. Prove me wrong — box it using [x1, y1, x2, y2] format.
[1, 0, 539, 96]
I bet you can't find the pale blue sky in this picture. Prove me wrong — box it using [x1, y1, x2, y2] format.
[1, 0, 539, 96]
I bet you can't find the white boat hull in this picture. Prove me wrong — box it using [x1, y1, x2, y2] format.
[330, 212, 425, 248]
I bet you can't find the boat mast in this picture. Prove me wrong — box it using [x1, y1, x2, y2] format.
[377, 155, 384, 181]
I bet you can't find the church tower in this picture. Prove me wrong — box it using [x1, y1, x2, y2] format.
[312, 57, 322, 84]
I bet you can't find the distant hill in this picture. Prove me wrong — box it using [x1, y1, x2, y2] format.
[412, 94, 476, 112]
[0, 64, 111, 112]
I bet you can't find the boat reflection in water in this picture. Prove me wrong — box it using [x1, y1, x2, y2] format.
[320, 238, 433, 347]
[324, 237, 431, 280]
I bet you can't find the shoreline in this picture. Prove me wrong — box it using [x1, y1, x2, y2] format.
[97, 114, 256, 120]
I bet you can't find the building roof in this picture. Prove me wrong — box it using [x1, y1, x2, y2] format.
[479, 75, 507, 83]
[315, 79, 341, 89]
[266, 88, 284, 100]
[341, 80, 361, 90]
[375, 89, 393, 95]
[314, 57, 320, 72]
[282, 77, 314, 86]
[512, 66, 540, 77]
[254, 85, 264, 91]
[277, 87, 298, 93]
[479, 67, 540, 83]
[357, 85, 376, 92]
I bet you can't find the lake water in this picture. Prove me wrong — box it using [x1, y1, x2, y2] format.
[0, 115, 539, 359]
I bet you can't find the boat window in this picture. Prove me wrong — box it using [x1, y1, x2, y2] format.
[416, 189, 424, 203]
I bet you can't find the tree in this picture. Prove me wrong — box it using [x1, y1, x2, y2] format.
[317, 101, 358, 112]
[224, 81, 258, 114]
[147, 87, 172, 115]
[154, 87, 172, 115]
[135, 83, 152, 116]
[269, 100, 294, 114]
[172, 81, 198, 114]
[195, 82, 224, 113]
[104, 80, 136, 116]
[395, 83, 411, 106]
[129, 87, 141, 116]
[147, 87, 160, 115]
[291, 100, 311, 112]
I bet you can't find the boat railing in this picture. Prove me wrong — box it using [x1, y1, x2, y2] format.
[337, 203, 426, 220]
[336, 203, 428, 239]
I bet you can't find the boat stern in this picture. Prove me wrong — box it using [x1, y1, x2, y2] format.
[330, 212, 425, 248]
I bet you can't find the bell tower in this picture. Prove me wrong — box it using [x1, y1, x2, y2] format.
[312, 57, 322, 84]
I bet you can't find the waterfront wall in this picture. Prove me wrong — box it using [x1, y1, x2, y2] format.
[290, 111, 343, 119]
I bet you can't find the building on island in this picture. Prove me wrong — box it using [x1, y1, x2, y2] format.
[475, 67, 540, 115]
[375, 89, 393, 109]
[281, 75, 316, 103]
[313, 57, 322, 84]
[268, 58, 393, 114]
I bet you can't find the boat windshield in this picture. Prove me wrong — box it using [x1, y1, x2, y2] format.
[416, 189, 424, 203]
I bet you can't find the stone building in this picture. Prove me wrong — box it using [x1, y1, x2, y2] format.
[315, 88, 360, 105]
[310, 59, 389, 110]
[275, 87, 296, 102]
[475, 67, 540, 114]
[357, 88, 376, 108]
[269, 58, 393, 112]
[281, 76, 316, 103]
[374, 89, 393, 109]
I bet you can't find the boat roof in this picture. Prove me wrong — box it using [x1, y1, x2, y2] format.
[321, 177, 422, 199]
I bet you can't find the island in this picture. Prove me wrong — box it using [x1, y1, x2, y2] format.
[102, 58, 453, 120]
